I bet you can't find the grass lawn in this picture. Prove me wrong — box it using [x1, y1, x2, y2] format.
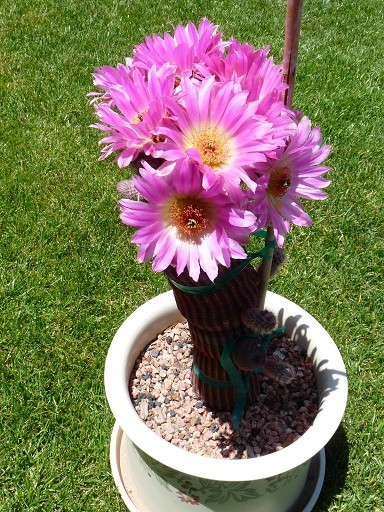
[1, 0, 383, 510]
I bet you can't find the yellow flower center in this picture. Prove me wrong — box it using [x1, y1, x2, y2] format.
[267, 167, 292, 198]
[131, 113, 144, 124]
[189, 126, 229, 169]
[165, 196, 215, 242]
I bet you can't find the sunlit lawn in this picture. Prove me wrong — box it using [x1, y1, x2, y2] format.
[1, 0, 383, 510]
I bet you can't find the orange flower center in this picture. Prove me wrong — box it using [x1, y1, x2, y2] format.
[189, 126, 229, 169]
[166, 196, 215, 241]
[267, 167, 292, 198]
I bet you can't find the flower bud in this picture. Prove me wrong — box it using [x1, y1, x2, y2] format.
[270, 247, 286, 276]
[242, 309, 276, 334]
[262, 359, 295, 385]
[115, 180, 143, 201]
[232, 336, 267, 372]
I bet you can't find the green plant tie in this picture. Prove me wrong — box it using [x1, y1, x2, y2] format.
[193, 363, 233, 388]
[220, 340, 252, 432]
[169, 230, 277, 295]
[258, 325, 285, 349]
[193, 326, 285, 431]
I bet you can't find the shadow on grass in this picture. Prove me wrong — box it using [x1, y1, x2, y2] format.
[313, 425, 349, 511]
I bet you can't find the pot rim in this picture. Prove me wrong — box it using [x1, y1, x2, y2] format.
[104, 290, 348, 481]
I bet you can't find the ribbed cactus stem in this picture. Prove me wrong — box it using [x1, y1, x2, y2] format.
[165, 262, 263, 410]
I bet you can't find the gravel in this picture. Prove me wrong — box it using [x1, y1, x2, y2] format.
[130, 322, 318, 459]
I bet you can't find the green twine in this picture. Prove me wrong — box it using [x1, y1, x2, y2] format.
[258, 325, 285, 349]
[169, 230, 277, 295]
[193, 363, 234, 389]
[193, 326, 285, 431]
[220, 340, 252, 432]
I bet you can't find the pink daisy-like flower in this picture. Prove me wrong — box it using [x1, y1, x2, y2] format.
[88, 59, 135, 107]
[206, 42, 286, 103]
[154, 76, 279, 190]
[119, 160, 256, 282]
[251, 116, 331, 246]
[91, 64, 175, 168]
[204, 41, 295, 140]
[133, 18, 227, 79]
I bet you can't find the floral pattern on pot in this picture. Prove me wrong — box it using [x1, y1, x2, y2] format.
[136, 445, 301, 505]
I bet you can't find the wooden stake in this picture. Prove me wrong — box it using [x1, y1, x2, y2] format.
[282, 0, 304, 109]
[257, 0, 304, 310]
[257, 224, 276, 309]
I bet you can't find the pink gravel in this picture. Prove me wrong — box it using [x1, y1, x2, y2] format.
[129, 322, 318, 459]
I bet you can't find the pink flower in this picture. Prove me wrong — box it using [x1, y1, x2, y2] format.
[88, 60, 135, 107]
[250, 117, 331, 246]
[154, 76, 279, 190]
[133, 18, 227, 79]
[89, 19, 332, 268]
[119, 161, 256, 281]
[91, 64, 175, 168]
[206, 42, 286, 103]
[204, 41, 296, 143]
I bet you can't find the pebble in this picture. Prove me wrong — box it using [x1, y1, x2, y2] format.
[130, 322, 318, 459]
[273, 350, 286, 360]
[138, 399, 149, 420]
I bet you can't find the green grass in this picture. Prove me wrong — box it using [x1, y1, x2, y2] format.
[1, 0, 383, 510]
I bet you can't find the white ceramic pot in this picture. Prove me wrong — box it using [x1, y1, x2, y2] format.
[105, 291, 348, 512]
